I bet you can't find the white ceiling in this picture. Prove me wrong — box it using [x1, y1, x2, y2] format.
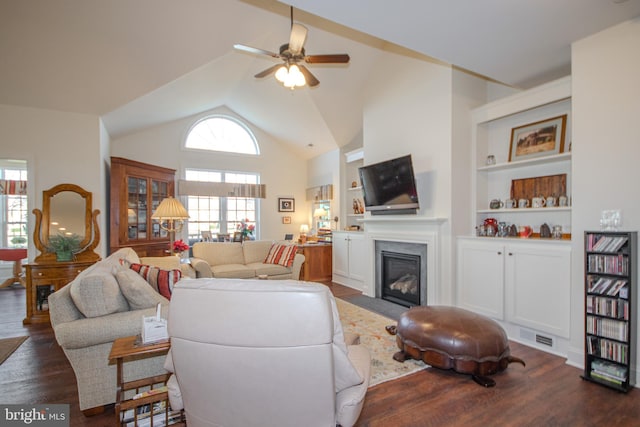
[1, 0, 639, 158]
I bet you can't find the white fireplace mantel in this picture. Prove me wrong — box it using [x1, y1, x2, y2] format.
[359, 215, 448, 305]
[359, 216, 448, 227]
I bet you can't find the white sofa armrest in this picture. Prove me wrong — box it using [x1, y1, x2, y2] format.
[335, 344, 371, 427]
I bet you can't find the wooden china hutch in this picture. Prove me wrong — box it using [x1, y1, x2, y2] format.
[109, 157, 176, 257]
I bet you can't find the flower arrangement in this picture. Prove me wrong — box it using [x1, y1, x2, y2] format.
[237, 219, 255, 238]
[172, 239, 189, 254]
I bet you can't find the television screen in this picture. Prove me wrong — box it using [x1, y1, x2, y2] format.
[358, 155, 419, 215]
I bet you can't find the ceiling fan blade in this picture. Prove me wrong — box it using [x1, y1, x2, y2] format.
[305, 54, 350, 64]
[298, 64, 319, 87]
[233, 44, 280, 59]
[288, 23, 308, 54]
[254, 64, 283, 79]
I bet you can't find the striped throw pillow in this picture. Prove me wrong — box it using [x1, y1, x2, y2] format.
[264, 244, 298, 268]
[128, 263, 182, 300]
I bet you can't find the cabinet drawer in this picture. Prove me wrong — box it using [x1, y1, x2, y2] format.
[30, 265, 88, 280]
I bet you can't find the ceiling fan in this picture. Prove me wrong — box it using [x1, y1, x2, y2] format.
[233, 7, 350, 89]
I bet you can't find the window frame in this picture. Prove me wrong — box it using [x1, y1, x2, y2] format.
[184, 168, 260, 242]
[0, 165, 28, 249]
[183, 115, 260, 156]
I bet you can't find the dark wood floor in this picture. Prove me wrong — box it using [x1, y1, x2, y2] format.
[2, 283, 640, 426]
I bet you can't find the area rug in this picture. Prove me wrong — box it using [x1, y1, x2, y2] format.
[0, 336, 28, 365]
[336, 299, 426, 387]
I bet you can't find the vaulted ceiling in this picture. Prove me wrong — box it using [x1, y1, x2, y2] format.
[1, 0, 639, 158]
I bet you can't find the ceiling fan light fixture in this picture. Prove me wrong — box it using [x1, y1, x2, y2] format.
[234, 5, 347, 89]
[275, 64, 306, 89]
[275, 65, 289, 83]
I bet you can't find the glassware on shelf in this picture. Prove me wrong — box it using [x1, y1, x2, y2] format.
[600, 210, 622, 231]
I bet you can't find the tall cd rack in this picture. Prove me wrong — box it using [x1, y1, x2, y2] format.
[582, 231, 637, 392]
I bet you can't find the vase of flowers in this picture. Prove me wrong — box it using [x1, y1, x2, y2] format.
[172, 239, 189, 258]
[237, 219, 255, 240]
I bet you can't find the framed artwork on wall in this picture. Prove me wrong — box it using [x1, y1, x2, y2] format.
[509, 115, 567, 162]
[278, 198, 295, 212]
[282, 216, 291, 224]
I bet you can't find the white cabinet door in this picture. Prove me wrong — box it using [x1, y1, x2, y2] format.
[504, 243, 571, 338]
[347, 233, 365, 282]
[457, 239, 505, 320]
[332, 232, 350, 277]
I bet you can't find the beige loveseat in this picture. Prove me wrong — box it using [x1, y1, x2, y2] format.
[190, 240, 305, 280]
[48, 248, 195, 414]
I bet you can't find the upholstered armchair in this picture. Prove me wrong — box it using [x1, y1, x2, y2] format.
[165, 278, 371, 427]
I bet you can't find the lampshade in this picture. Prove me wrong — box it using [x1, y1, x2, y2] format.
[152, 197, 189, 220]
[299, 224, 309, 234]
[313, 207, 327, 217]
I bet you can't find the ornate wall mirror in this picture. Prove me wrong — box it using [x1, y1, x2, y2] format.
[33, 183, 100, 262]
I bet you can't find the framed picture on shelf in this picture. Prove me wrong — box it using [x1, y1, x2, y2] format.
[278, 198, 295, 212]
[282, 216, 291, 224]
[508, 114, 567, 162]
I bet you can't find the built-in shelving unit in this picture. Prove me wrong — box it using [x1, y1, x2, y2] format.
[582, 231, 637, 392]
[471, 76, 572, 240]
[343, 149, 365, 230]
[458, 77, 575, 358]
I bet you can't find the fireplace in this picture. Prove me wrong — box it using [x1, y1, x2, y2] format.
[375, 240, 428, 307]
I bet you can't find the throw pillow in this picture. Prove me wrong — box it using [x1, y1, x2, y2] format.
[69, 271, 129, 318]
[264, 244, 298, 268]
[116, 268, 168, 309]
[129, 263, 182, 300]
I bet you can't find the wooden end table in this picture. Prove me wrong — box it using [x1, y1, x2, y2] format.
[109, 336, 183, 426]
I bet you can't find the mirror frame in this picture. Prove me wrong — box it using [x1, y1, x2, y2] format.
[33, 183, 100, 263]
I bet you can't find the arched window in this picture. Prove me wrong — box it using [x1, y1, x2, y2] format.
[185, 116, 259, 155]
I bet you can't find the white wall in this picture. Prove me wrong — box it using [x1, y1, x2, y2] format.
[363, 54, 453, 219]
[569, 17, 640, 367]
[99, 119, 111, 255]
[362, 53, 454, 302]
[450, 69, 491, 303]
[0, 104, 105, 260]
[110, 105, 309, 242]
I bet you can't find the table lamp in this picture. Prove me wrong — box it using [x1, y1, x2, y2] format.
[299, 224, 309, 244]
[151, 197, 189, 254]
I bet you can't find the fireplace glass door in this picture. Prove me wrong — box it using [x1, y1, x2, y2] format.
[381, 251, 421, 307]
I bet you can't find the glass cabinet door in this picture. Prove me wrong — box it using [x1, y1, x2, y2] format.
[151, 179, 169, 239]
[127, 177, 147, 240]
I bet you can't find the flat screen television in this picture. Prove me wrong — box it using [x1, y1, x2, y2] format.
[358, 154, 419, 215]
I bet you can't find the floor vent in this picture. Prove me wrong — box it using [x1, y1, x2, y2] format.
[536, 334, 553, 347]
[519, 328, 554, 348]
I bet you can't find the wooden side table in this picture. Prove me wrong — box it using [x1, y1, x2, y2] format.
[108, 336, 182, 427]
[298, 243, 332, 282]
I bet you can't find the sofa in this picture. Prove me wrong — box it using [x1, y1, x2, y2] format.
[164, 278, 371, 427]
[48, 248, 195, 414]
[190, 240, 305, 280]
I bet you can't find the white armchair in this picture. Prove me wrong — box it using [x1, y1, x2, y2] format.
[165, 278, 371, 427]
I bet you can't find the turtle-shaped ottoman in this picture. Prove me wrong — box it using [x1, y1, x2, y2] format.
[386, 305, 525, 387]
